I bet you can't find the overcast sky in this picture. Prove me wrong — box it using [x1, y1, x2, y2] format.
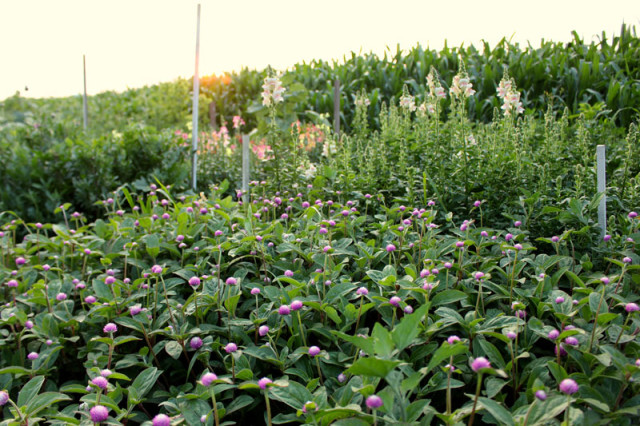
[1, 0, 638, 99]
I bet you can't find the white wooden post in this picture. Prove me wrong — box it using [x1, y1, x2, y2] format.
[82, 55, 88, 130]
[242, 134, 250, 204]
[597, 145, 606, 238]
[333, 79, 340, 136]
[191, 4, 201, 191]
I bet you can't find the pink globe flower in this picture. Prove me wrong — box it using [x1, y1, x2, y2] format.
[251, 287, 261, 295]
[308, 346, 321, 357]
[226, 277, 237, 285]
[471, 357, 491, 372]
[103, 323, 117, 333]
[386, 244, 396, 252]
[91, 376, 109, 390]
[447, 336, 461, 345]
[558, 378, 579, 395]
[259, 325, 269, 336]
[225, 343, 238, 353]
[278, 305, 291, 315]
[284, 270, 294, 277]
[258, 377, 272, 390]
[625, 303, 640, 313]
[535, 390, 547, 400]
[90, 405, 109, 422]
[389, 296, 401, 307]
[188, 276, 201, 287]
[152, 414, 171, 426]
[151, 265, 163, 274]
[190, 337, 203, 350]
[356, 287, 368, 296]
[201, 372, 218, 387]
[0, 390, 8, 406]
[366, 395, 383, 409]
[27, 352, 39, 361]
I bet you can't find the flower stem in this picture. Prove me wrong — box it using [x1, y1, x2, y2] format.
[210, 387, 220, 426]
[588, 286, 606, 352]
[264, 390, 273, 426]
[468, 373, 483, 426]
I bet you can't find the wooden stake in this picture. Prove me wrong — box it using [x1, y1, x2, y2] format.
[191, 4, 201, 191]
[242, 134, 250, 204]
[82, 55, 88, 130]
[333, 79, 340, 137]
[597, 145, 606, 238]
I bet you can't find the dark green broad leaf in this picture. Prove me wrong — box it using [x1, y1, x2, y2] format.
[18, 375, 45, 407]
[477, 397, 514, 426]
[165, 341, 183, 359]
[269, 380, 313, 410]
[431, 290, 468, 306]
[346, 357, 402, 378]
[129, 367, 162, 402]
[392, 304, 429, 351]
[26, 392, 71, 416]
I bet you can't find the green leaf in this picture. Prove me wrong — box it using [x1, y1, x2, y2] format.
[477, 397, 514, 426]
[425, 343, 468, 375]
[431, 289, 468, 306]
[165, 341, 183, 359]
[18, 375, 45, 407]
[332, 331, 375, 356]
[346, 357, 402, 378]
[372, 323, 394, 357]
[143, 234, 160, 259]
[392, 304, 428, 351]
[25, 392, 71, 416]
[269, 380, 313, 410]
[130, 367, 162, 401]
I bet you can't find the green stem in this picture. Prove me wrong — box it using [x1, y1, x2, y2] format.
[468, 372, 483, 426]
[210, 387, 220, 426]
[522, 399, 537, 426]
[588, 286, 606, 352]
[264, 390, 273, 426]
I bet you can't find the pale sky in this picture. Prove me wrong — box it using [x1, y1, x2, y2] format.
[1, 0, 638, 100]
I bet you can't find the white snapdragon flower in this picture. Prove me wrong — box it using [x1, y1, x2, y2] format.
[399, 94, 416, 112]
[261, 76, 286, 106]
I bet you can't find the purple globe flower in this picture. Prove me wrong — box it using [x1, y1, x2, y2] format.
[564, 336, 579, 346]
[130, 306, 142, 316]
[389, 296, 401, 307]
[601, 277, 610, 284]
[514, 243, 523, 251]
[226, 277, 237, 285]
[447, 336, 461, 345]
[404, 305, 413, 314]
[91, 376, 109, 390]
[623, 257, 632, 264]
[103, 323, 117, 333]
[90, 405, 110, 422]
[555, 297, 565, 304]
[309, 346, 321, 357]
[337, 373, 346, 383]
[15, 257, 26, 266]
[471, 357, 491, 372]
[604, 234, 611, 242]
[356, 287, 368, 296]
[259, 325, 269, 336]
[506, 331, 517, 340]
[366, 395, 383, 409]
[291, 300, 303, 311]
[188, 276, 201, 287]
[151, 265, 163, 274]
[190, 337, 203, 350]
[0, 390, 8, 406]
[514, 221, 522, 227]
[201, 372, 217, 387]
[278, 305, 291, 315]
[56, 293, 67, 301]
[7, 280, 18, 288]
[225, 343, 238, 353]
[100, 369, 112, 377]
[625, 303, 639, 313]
[152, 414, 171, 426]
[284, 270, 294, 277]
[105, 276, 116, 285]
[505, 233, 513, 241]
[444, 262, 453, 269]
[251, 287, 261, 295]
[24, 320, 33, 329]
[535, 390, 547, 401]
[473, 200, 482, 207]
[559, 378, 579, 395]
[386, 244, 396, 252]
[258, 377, 272, 390]
[27, 352, 39, 361]
[474, 271, 485, 281]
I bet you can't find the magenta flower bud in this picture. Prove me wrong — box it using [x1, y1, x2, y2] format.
[188, 277, 201, 287]
[474, 271, 485, 280]
[190, 337, 203, 350]
[200, 208, 208, 215]
[84, 249, 92, 256]
[103, 323, 117, 333]
[548, 329, 559, 340]
[420, 269, 430, 278]
[386, 244, 396, 252]
[337, 373, 346, 382]
[444, 262, 453, 269]
[278, 305, 291, 315]
[251, 287, 261, 295]
[515, 310, 526, 319]
[480, 231, 488, 237]
[603, 234, 611, 242]
[281, 213, 289, 220]
[564, 336, 579, 346]
[25, 320, 34, 329]
[258, 377, 272, 390]
[473, 200, 481, 207]
[629, 211, 638, 218]
[535, 390, 547, 401]
[558, 378, 579, 395]
[90, 405, 109, 422]
[551, 236, 559, 242]
[176, 235, 185, 242]
[455, 241, 464, 248]
[423, 283, 434, 291]
[514, 243, 523, 251]
[226, 277, 237, 285]
[284, 270, 294, 277]
[7, 280, 18, 288]
[506, 331, 517, 340]
[514, 221, 522, 227]
[130, 306, 141, 316]
[151, 265, 163, 275]
[555, 297, 565, 304]
[404, 305, 413, 314]
[356, 287, 368, 296]
[259, 325, 269, 336]
[291, 300, 303, 311]
[152, 414, 171, 426]
[625, 303, 639, 313]
[302, 201, 310, 208]
[225, 343, 238, 353]
[636, 359, 640, 367]
[323, 245, 332, 253]
[0, 390, 9, 406]
[389, 296, 401, 307]
[601, 277, 610, 284]
[505, 233, 513, 241]
[27, 352, 39, 361]
[309, 346, 321, 357]
[201, 372, 217, 387]
[91, 376, 109, 390]
[366, 395, 383, 409]
[100, 369, 112, 377]
[105, 276, 116, 286]
[56, 293, 67, 301]
[85, 295, 97, 304]
[447, 335, 461, 345]
[623, 257, 632, 264]
[42, 264, 50, 271]
[471, 356, 491, 372]
[15, 257, 26, 266]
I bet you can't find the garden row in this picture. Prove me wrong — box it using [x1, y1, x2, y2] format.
[0, 182, 639, 424]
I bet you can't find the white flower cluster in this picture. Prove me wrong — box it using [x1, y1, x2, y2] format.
[450, 74, 476, 98]
[399, 94, 416, 112]
[297, 160, 317, 179]
[419, 68, 447, 116]
[261, 77, 286, 106]
[497, 77, 524, 116]
[354, 96, 370, 107]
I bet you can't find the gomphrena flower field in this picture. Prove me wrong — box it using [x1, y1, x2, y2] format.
[1, 25, 640, 425]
